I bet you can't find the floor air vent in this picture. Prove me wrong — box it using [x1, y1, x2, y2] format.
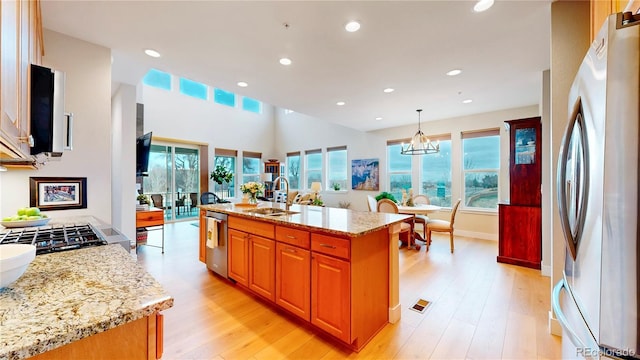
[410, 298, 431, 313]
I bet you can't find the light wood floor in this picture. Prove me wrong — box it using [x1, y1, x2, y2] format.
[137, 222, 561, 360]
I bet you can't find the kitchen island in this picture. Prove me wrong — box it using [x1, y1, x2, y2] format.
[198, 202, 410, 351]
[0, 244, 173, 360]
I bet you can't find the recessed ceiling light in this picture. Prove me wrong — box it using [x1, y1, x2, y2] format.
[345, 21, 361, 32]
[336, 101, 346, 106]
[237, 81, 248, 87]
[473, 0, 494, 12]
[463, 99, 473, 104]
[375, 117, 383, 121]
[144, 49, 161, 58]
[279, 57, 292, 66]
[383, 88, 395, 93]
[446, 69, 462, 76]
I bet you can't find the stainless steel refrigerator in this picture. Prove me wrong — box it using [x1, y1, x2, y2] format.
[552, 12, 639, 360]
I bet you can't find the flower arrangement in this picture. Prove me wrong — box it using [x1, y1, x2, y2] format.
[240, 181, 265, 195]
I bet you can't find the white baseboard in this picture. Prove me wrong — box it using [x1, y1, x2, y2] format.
[389, 303, 401, 324]
[455, 229, 497, 241]
[541, 263, 552, 277]
[549, 310, 562, 336]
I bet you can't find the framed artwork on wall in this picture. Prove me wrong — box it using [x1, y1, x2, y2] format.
[29, 177, 88, 211]
[351, 158, 379, 191]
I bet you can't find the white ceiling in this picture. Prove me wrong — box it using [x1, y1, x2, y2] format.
[40, 0, 551, 132]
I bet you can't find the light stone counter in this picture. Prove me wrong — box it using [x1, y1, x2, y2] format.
[0, 244, 173, 360]
[199, 202, 412, 237]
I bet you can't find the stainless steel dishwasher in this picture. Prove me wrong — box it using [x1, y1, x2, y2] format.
[204, 211, 228, 278]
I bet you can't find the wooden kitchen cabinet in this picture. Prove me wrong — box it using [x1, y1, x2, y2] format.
[1, 0, 44, 160]
[497, 204, 541, 269]
[276, 242, 311, 321]
[311, 252, 351, 343]
[228, 228, 250, 287]
[136, 208, 164, 253]
[31, 312, 164, 360]
[249, 235, 276, 301]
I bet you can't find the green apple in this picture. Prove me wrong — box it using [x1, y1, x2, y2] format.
[26, 207, 40, 216]
[10, 216, 20, 221]
[27, 215, 42, 220]
[2, 217, 12, 221]
[16, 207, 28, 216]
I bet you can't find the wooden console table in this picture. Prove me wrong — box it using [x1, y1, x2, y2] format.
[135, 207, 165, 253]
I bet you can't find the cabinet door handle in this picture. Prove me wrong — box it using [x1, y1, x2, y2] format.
[319, 244, 336, 249]
[286, 235, 297, 239]
[285, 247, 297, 253]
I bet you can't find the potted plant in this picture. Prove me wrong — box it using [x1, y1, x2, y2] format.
[210, 164, 233, 198]
[332, 183, 341, 191]
[375, 191, 397, 203]
[136, 194, 150, 205]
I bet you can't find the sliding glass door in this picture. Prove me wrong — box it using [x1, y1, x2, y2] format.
[143, 142, 199, 222]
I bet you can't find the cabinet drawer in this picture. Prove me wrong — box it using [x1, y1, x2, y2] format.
[229, 216, 274, 239]
[311, 234, 350, 260]
[276, 226, 310, 249]
[136, 210, 164, 227]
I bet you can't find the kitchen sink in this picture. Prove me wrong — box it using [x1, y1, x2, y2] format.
[243, 208, 299, 216]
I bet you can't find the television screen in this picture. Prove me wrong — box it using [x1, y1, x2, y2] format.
[136, 132, 152, 176]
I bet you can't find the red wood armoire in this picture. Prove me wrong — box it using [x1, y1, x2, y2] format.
[497, 117, 542, 269]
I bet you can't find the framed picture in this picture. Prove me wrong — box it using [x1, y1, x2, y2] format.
[29, 177, 87, 211]
[351, 158, 379, 191]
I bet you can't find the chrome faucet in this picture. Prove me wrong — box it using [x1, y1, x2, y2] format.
[272, 176, 290, 211]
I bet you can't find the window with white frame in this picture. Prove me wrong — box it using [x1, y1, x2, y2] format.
[420, 135, 452, 207]
[286, 152, 301, 190]
[326, 146, 347, 191]
[305, 149, 322, 189]
[462, 129, 500, 210]
[242, 151, 261, 184]
[387, 141, 412, 201]
[214, 148, 237, 198]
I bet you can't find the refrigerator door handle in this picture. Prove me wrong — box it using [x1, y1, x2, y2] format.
[552, 279, 588, 349]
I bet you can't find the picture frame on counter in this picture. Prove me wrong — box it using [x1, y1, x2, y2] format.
[29, 177, 87, 210]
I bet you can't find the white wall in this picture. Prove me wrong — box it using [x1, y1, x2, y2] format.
[141, 82, 276, 193]
[0, 30, 112, 223]
[111, 84, 137, 241]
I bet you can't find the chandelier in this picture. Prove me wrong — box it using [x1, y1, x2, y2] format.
[400, 109, 440, 155]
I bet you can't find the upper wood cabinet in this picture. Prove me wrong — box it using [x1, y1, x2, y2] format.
[506, 117, 542, 206]
[1, 0, 43, 160]
[591, 0, 635, 41]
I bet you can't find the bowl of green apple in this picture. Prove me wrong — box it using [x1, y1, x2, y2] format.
[1, 207, 50, 228]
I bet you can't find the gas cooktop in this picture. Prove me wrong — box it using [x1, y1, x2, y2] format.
[0, 224, 107, 255]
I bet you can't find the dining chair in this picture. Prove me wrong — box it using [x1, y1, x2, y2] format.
[377, 199, 415, 248]
[411, 194, 430, 239]
[150, 194, 164, 209]
[189, 192, 198, 214]
[426, 199, 461, 253]
[366, 195, 378, 212]
[200, 192, 221, 205]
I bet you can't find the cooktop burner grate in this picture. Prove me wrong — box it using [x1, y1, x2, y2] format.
[0, 224, 107, 255]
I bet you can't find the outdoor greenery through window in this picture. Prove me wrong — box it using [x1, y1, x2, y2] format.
[286, 152, 301, 190]
[242, 152, 261, 184]
[305, 149, 322, 189]
[421, 137, 452, 207]
[327, 146, 347, 190]
[142, 144, 199, 221]
[214, 151, 236, 199]
[462, 129, 500, 210]
[142, 69, 171, 91]
[387, 142, 412, 201]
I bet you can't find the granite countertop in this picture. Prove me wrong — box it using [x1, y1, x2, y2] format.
[199, 202, 411, 237]
[0, 244, 173, 360]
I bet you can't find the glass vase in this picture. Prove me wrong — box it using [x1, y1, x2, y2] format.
[248, 193, 258, 205]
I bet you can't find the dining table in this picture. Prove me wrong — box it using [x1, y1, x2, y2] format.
[396, 204, 442, 250]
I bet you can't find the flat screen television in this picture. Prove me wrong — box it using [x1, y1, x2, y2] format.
[136, 132, 152, 177]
